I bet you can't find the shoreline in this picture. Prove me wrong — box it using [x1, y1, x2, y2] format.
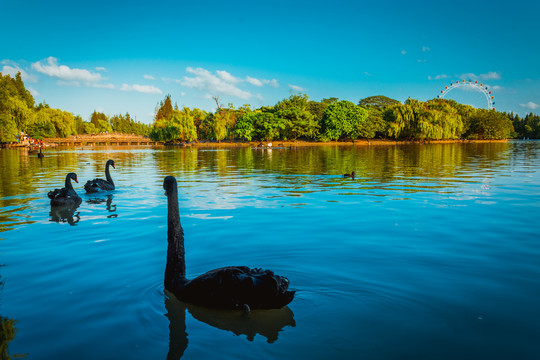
[1, 133, 511, 149]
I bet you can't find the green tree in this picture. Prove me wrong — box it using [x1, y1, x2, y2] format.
[253, 111, 284, 141]
[275, 94, 318, 140]
[155, 94, 174, 121]
[320, 100, 368, 141]
[465, 109, 514, 140]
[234, 111, 255, 141]
[358, 95, 400, 109]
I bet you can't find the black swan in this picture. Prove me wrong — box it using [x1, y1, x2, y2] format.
[48, 173, 82, 207]
[84, 160, 115, 193]
[163, 176, 295, 312]
[37, 147, 44, 158]
[343, 171, 355, 179]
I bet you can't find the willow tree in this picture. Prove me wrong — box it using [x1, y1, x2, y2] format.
[385, 99, 463, 140]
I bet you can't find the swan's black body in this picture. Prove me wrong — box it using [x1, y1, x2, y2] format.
[37, 148, 44, 158]
[163, 176, 295, 310]
[48, 173, 82, 207]
[84, 160, 115, 193]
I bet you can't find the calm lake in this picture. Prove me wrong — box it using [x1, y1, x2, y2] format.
[1, 141, 539, 359]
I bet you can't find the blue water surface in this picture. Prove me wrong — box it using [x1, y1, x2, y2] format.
[0, 141, 539, 359]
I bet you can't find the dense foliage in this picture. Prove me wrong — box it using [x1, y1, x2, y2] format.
[0, 72, 151, 142]
[509, 112, 540, 139]
[1, 71, 526, 143]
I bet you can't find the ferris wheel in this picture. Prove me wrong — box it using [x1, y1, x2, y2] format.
[437, 79, 495, 110]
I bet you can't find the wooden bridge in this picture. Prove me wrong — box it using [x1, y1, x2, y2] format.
[44, 134, 163, 147]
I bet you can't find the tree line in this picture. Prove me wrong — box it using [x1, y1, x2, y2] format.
[150, 94, 517, 143]
[0, 72, 151, 142]
[3, 71, 537, 143]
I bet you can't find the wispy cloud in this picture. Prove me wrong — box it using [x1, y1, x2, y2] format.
[143, 74, 156, 80]
[95, 67, 107, 72]
[32, 57, 102, 84]
[245, 76, 279, 88]
[520, 101, 539, 110]
[216, 70, 241, 84]
[121, 84, 162, 94]
[422, 46, 431, 52]
[428, 74, 449, 80]
[289, 84, 305, 92]
[1, 63, 38, 82]
[458, 71, 502, 81]
[401, 50, 407, 55]
[480, 71, 501, 80]
[181, 67, 252, 100]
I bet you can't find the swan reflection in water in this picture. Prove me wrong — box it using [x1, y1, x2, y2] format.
[86, 194, 118, 218]
[49, 204, 80, 225]
[165, 290, 296, 359]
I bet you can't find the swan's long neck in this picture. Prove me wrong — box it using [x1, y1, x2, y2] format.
[105, 162, 114, 186]
[165, 187, 186, 289]
[65, 175, 74, 190]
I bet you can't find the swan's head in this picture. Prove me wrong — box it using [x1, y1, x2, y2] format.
[107, 159, 115, 169]
[68, 172, 79, 183]
[163, 176, 177, 196]
[238, 268, 295, 308]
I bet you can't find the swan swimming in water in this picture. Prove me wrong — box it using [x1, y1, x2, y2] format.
[84, 160, 115, 193]
[162, 176, 295, 312]
[48, 173, 82, 207]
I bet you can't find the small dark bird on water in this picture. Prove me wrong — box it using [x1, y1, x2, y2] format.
[343, 171, 355, 179]
[37, 147, 44, 158]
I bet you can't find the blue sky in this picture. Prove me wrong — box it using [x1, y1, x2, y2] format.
[2, 0, 539, 124]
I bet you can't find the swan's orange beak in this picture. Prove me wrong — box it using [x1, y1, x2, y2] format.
[74, 179, 79, 183]
[112, 164, 115, 169]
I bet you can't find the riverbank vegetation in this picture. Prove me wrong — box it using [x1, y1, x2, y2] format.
[0, 72, 151, 142]
[1, 71, 538, 143]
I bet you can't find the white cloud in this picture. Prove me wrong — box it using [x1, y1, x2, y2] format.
[246, 76, 263, 86]
[364, 71, 372, 77]
[144, 74, 156, 80]
[95, 67, 107, 72]
[92, 83, 115, 89]
[428, 74, 449, 80]
[458, 71, 502, 81]
[480, 71, 501, 80]
[422, 46, 431, 52]
[32, 57, 102, 83]
[520, 102, 539, 110]
[245, 76, 279, 88]
[289, 84, 305, 92]
[217, 70, 241, 84]
[491, 85, 503, 90]
[417, 59, 427, 63]
[401, 50, 407, 55]
[181, 67, 252, 100]
[121, 83, 162, 94]
[1, 63, 38, 82]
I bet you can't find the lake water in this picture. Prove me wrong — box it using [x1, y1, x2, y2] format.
[1, 141, 539, 359]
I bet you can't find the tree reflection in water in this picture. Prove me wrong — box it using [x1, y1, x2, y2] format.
[164, 290, 295, 359]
